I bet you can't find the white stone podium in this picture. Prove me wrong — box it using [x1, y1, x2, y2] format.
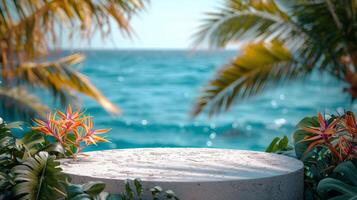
[60, 148, 304, 200]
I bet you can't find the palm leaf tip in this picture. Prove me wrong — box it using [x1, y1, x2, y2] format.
[97, 95, 121, 115]
[75, 73, 121, 115]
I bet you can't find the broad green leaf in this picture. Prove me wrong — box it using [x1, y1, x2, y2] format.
[265, 135, 290, 153]
[334, 161, 357, 186]
[296, 116, 319, 129]
[293, 129, 314, 159]
[265, 137, 280, 153]
[82, 181, 106, 196]
[318, 178, 357, 196]
[12, 151, 67, 200]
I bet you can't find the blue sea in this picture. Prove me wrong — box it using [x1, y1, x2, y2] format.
[69, 50, 355, 151]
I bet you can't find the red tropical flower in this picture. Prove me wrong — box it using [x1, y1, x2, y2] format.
[345, 111, 357, 136]
[302, 112, 341, 161]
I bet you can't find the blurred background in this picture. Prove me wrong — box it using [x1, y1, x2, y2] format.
[1, 0, 355, 151]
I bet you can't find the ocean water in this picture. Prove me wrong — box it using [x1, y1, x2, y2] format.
[70, 50, 355, 151]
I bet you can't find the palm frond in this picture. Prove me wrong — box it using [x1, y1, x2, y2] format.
[292, 1, 354, 72]
[1, 0, 146, 61]
[193, 0, 301, 48]
[192, 0, 357, 117]
[192, 41, 310, 117]
[0, 0, 146, 119]
[0, 87, 49, 120]
[15, 54, 120, 114]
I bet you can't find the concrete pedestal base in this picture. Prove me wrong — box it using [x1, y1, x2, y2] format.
[60, 148, 304, 200]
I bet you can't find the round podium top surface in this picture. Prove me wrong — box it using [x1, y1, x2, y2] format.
[60, 148, 303, 182]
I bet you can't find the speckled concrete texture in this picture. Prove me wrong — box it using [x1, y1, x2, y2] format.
[60, 148, 304, 200]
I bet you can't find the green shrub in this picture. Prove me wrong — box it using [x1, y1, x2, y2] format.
[317, 161, 357, 200]
[267, 111, 357, 199]
[0, 117, 179, 200]
[265, 135, 292, 153]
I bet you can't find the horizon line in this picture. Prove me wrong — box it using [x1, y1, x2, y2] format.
[58, 47, 237, 51]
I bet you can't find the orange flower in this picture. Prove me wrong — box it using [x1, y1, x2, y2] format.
[32, 112, 63, 143]
[302, 113, 339, 143]
[32, 105, 110, 158]
[82, 117, 110, 146]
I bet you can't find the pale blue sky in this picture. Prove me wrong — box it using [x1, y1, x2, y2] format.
[63, 0, 221, 49]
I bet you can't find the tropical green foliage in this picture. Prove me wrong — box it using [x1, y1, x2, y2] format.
[317, 161, 357, 200]
[12, 151, 67, 199]
[0, 0, 146, 120]
[0, 118, 110, 199]
[119, 179, 179, 200]
[294, 111, 357, 164]
[150, 186, 179, 200]
[66, 181, 116, 200]
[267, 111, 357, 199]
[67, 180, 180, 200]
[193, 0, 357, 117]
[293, 111, 357, 199]
[0, 118, 66, 199]
[0, 117, 179, 200]
[265, 135, 292, 153]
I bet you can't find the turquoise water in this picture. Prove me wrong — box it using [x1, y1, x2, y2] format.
[71, 50, 354, 151]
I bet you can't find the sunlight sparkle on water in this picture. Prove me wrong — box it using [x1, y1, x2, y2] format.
[232, 122, 238, 128]
[117, 76, 124, 82]
[141, 119, 148, 126]
[246, 125, 252, 131]
[209, 132, 216, 139]
[279, 94, 285, 100]
[274, 118, 287, 126]
[270, 100, 278, 108]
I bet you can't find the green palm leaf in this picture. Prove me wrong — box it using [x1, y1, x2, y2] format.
[12, 151, 67, 200]
[1, 0, 146, 61]
[192, 41, 309, 117]
[192, 0, 357, 117]
[0, 0, 147, 120]
[193, 0, 300, 48]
